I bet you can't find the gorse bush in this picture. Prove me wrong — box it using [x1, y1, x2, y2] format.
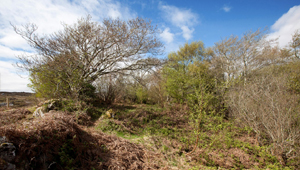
[78, 82, 96, 102]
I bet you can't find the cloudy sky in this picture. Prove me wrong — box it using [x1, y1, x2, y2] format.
[0, 0, 300, 92]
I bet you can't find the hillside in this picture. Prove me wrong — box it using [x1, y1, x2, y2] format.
[0, 93, 296, 170]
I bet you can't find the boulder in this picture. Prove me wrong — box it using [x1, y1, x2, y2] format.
[0, 136, 7, 143]
[0, 137, 16, 170]
[0, 143, 16, 162]
[46, 99, 60, 111]
[34, 99, 62, 117]
[0, 158, 15, 170]
[105, 109, 114, 118]
[33, 107, 45, 117]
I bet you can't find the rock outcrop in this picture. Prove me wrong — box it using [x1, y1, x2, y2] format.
[33, 107, 45, 117]
[104, 109, 115, 118]
[33, 99, 61, 117]
[0, 137, 16, 170]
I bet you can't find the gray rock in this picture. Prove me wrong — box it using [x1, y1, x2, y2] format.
[47, 100, 56, 110]
[47, 99, 60, 111]
[0, 136, 7, 143]
[0, 158, 16, 170]
[0, 143, 16, 162]
[33, 107, 44, 117]
[34, 99, 60, 117]
[0, 103, 13, 107]
[0, 137, 16, 170]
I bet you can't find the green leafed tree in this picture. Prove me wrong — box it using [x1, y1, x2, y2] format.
[162, 41, 213, 104]
[13, 15, 163, 101]
[28, 64, 69, 99]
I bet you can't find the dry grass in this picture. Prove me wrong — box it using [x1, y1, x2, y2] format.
[0, 108, 31, 126]
[0, 92, 38, 111]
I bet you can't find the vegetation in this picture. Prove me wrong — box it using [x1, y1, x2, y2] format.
[1, 16, 300, 169]
[13, 15, 163, 101]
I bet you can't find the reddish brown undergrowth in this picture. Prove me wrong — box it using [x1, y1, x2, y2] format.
[0, 108, 31, 126]
[0, 110, 160, 169]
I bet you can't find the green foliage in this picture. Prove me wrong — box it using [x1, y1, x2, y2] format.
[162, 41, 224, 115]
[136, 85, 148, 104]
[97, 119, 123, 132]
[21, 16, 163, 105]
[58, 139, 77, 170]
[28, 66, 69, 99]
[162, 42, 228, 160]
[123, 85, 138, 103]
[78, 82, 96, 102]
[29, 64, 96, 103]
[163, 41, 211, 103]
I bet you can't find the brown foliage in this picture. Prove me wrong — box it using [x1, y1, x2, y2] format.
[0, 110, 160, 169]
[227, 71, 300, 161]
[0, 108, 31, 126]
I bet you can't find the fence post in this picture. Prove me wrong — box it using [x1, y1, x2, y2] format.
[6, 97, 9, 108]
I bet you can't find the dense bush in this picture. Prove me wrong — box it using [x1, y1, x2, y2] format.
[227, 64, 300, 163]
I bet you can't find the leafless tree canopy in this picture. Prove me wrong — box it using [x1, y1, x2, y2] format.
[290, 29, 300, 59]
[14, 15, 164, 84]
[211, 28, 286, 84]
[227, 70, 300, 158]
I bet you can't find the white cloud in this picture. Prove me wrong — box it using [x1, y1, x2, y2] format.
[268, 5, 300, 47]
[0, 0, 136, 92]
[0, 0, 136, 47]
[159, 4, 198, 41]
[108, 8, 122, 19]
[160, 28, 174, 43]
[180, 26, 194, 40]
[0, 61, 31, 92]
[0, 33, 30, 51]
[0, 46, 24, 59]
[222, 5, 231, 12]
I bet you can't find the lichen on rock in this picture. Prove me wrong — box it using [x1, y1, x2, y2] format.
[0, 137, 16, 170]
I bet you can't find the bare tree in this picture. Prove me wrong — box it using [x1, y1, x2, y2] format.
[212, 28, 287, 84]
[212, 35, 239, 86]
[94, 74, 122, 104]
[237, 29, 267, 79]
[13, 15, 164, 100]
[227, 69, 300, 160]
[290, 29, 300, 59]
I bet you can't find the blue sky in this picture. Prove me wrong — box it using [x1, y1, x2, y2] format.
[0, 0, 300, 92]
[128, 0, 300, 47]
